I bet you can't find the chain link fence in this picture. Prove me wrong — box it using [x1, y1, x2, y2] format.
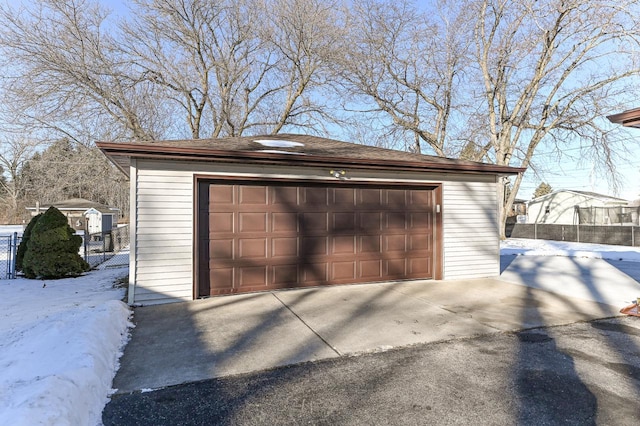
[0, 225, 129, 279]
[82, 225, 130, 269]
[507, 223, 640, 247]
[0, 233, 21, 279]
[575, 206, 640, 226]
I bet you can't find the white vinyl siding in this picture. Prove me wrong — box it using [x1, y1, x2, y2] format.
[132, 164, 194, 304]
[442, 180, 498, 279]
[131, 159, 499, 304]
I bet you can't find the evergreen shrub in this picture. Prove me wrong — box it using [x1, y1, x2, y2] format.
[22, 207, 89, 279]
[16, 213, 42, 272]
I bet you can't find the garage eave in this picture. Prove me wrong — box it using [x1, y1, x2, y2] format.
[96, 142, 525, 177]
[607, 107, 640, 128]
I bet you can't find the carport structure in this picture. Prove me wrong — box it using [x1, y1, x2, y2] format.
[98, 134, 523, 305]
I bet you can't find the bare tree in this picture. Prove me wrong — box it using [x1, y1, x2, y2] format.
[121, 0, 341, 138]
[342, 0, 640, 238]
[0, 0, 343, 224]
[0, 136, 42, 223]
[0, 0, 167, 142]
[469, 0, 640, 237]
[17, 140, 129, 218]
[339, 0, 470, 155]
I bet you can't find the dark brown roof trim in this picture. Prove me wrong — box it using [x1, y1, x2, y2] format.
[607, 108, 640, 128]
[97, 141, 525, 177]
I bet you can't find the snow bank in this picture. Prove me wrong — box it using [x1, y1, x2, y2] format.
[0, 268, 131, 426]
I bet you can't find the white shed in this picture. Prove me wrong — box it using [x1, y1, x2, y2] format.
[98, 134, 523, 305]
[84, 207, 116, 234]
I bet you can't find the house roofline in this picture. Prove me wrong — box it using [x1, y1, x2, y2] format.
[526, 189, 628, 204]
[96, 141, 526, 177]
[26, 206, 119, 213]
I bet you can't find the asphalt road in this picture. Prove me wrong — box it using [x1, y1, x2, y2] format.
[103, 317, 640, 426]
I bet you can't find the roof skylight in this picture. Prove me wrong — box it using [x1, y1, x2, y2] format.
[257, 149, 306, 155]
[253, 139, 304, 148]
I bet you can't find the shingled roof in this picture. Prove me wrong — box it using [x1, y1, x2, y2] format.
[97, 134, 525, 177]
[26, 198, 118, 214]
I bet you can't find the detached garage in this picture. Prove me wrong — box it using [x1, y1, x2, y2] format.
[97, 134, 522, 305]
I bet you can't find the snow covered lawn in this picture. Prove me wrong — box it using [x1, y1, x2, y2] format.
[0, 267, 131, 426]
[501, 238, 640, 263]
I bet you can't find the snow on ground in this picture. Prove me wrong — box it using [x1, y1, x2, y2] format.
[0, 267, 131, 426]
[501, 238, 640, 263]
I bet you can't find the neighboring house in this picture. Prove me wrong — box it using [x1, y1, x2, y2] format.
[26, 198, 119, 233]
[97, 134, 523, 305]
[526, 190, 628, 225]
[509, 198, 528, 218]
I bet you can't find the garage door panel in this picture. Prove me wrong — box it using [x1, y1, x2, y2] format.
[359, 212, 382, 230]
[303, 187, 328, 205]
[332, 212, 356, 230]
[386, 189, 406, 204]
[385, 212, 407, 230]
[333, 188, 356, 205]
[272, 265, 299, 285]
[210, 239, 234, 260]
[302, 236, 328, 255]
[384, 234, 407, 251]
[410, 190, 431, 206]
[238, 238, 267, 259]
[409, 235, 429, 250]
[272, 186, 298, 204]
[331, 261, 356, 280]
[239, 185, 267, 204]
[211, 213, 233, 232]
[409, 258, 431, 275]
[359, 259, 382, 278]
[238, 266, 267, 287]
[273, 212, 298, 232]
[198, 182, 436, 296]
[410, 212, 432, 229]
[384, 259, 407, 276]
[210, 268, 233, 288]
[272, 237, 298, 257]
[360, 189, 382, 205]
[210, 185, 234, 204]
[239, 212, 267, 232]
[360, 235, 382, 253]
[332, 235, 356, 254]
[302, 263, 329, 283]
[301, 212, 327, 231]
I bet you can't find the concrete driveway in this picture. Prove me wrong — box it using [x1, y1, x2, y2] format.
[112, 254, 640, 394]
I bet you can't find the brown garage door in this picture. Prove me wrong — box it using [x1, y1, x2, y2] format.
[197, 180, 437, 297]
